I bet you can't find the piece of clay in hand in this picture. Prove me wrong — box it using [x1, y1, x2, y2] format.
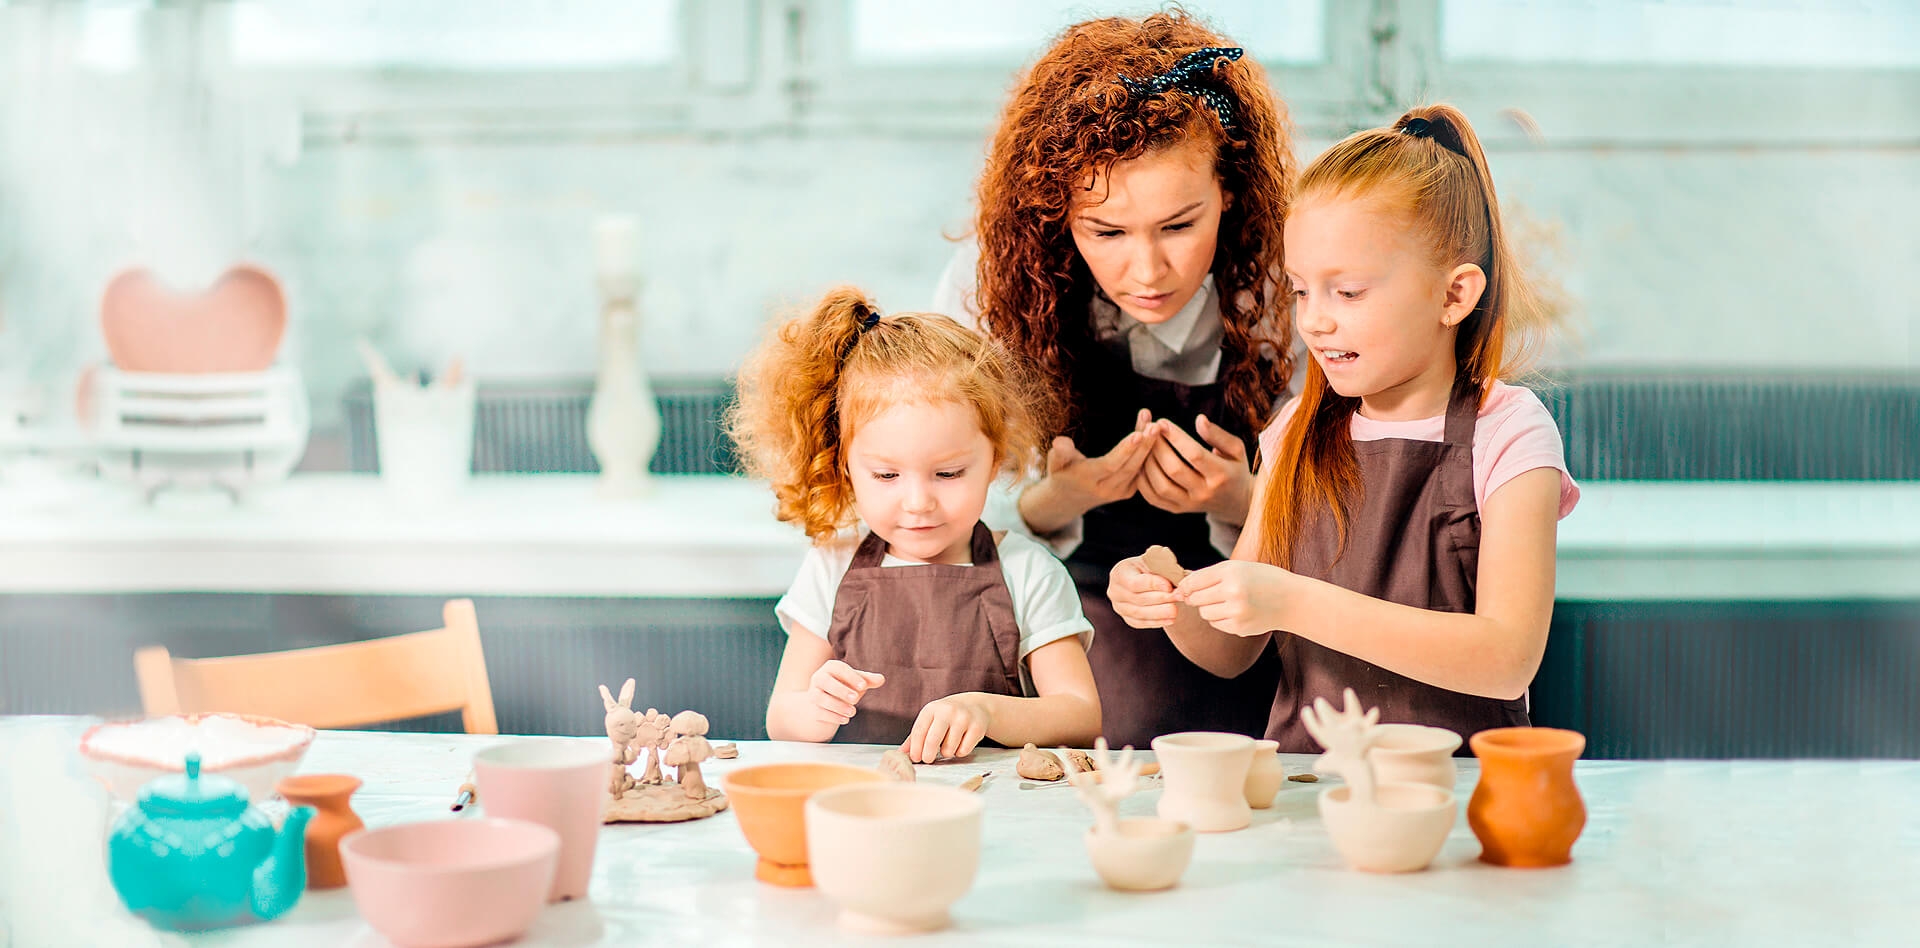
[1141, 545, 1188, 584]
[877, 748, 916, 782]
[1017, 743, 1065, 781]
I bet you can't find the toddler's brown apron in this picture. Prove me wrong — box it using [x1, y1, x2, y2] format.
[826, 523, 1025, 745]
[1265, 379, 1529, 752]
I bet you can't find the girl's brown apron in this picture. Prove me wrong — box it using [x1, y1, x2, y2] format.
[1265, 379, 1530, 752]
[826, 523, 1026, 745]
[1066, 341, 1281, 749]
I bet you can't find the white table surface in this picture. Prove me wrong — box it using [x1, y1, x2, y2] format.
[3, 718, 1917, 947]
[0, 473, 1915, 600]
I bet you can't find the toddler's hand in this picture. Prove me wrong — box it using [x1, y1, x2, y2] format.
[904, 693, 995, 763]
[1108, 556, 1180, 629]
[808, 660, 885, 727]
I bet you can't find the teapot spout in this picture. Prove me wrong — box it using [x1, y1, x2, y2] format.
[252, 805, 313, 921]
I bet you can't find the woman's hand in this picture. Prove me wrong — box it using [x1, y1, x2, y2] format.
[1135, 413, 1254, 522]
[903, 693, 996, 762]
[1176, 559, 1298, 638]
[1107, 556, 1181, 629]
[1018, 430, 1152, 533]
[806, 660, 885, 727]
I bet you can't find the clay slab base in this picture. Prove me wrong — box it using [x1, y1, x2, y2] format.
[603, 782, 729, 823]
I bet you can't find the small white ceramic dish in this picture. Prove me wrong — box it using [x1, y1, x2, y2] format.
[78, 712, 316, 801]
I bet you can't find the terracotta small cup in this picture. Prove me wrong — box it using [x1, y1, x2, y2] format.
[1369, 724, 1462, 791]
[276, 774, 363, 889]
[1468, 727, 1587, 868]
[722, 763, 886, 886]
[473, 741, 608, 902]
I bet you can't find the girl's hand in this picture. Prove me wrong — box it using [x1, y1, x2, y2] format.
[1021, 429, 1153, 531]
[904, 693, 996, 763]
[1135, 414, 1254, 522]
[1176, 560, 1297, 638]
[807, 660, 885, 727]
[1107, 556, 1180, 629]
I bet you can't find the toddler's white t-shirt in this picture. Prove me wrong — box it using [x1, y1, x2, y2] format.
[775, 529, 1094, 697]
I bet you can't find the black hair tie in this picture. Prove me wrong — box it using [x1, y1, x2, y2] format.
[1118, 47, 1244, 130]
[856, 303, 881, 333]
[1401, 116, 1433, 138]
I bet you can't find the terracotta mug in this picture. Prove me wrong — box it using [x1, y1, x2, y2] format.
[473, 741, 608, 901]
[275, 774, 363, 889]
[1467, 727, 1587, 867]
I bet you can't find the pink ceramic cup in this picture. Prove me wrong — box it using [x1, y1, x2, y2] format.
[473, 740, 608, 902]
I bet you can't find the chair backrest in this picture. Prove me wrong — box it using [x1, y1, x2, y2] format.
[135, 599, 498, 734]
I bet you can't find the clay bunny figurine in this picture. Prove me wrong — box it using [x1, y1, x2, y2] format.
[664, 711, 714, 800]
[1061, 738, 1146, 837]
[634, 708, 673, 785]
[599, 679, 639, 798]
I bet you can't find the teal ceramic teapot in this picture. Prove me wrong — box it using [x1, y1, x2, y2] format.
[107, 752, 313, 931]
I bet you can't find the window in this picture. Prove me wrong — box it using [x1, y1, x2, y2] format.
[227, 0, 678, 69]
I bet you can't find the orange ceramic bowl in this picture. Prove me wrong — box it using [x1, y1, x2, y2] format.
[722, 762, 887, 886]
[340, 818, 558, 948]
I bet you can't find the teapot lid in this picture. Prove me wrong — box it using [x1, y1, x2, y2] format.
[139, 752, 248, 818]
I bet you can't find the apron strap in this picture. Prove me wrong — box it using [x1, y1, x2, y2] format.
[1442, 376, 1481, 447]
[967, 521, 999, 568]
[849, 529, 891, 569]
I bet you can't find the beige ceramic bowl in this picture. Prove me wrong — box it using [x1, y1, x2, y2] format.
[723, 762, 887, 886]
[1084, 818, 1195, 891]
[78, 712, 315, 802]
[1368, 723, 1463, 791]
[1319, 782, 1456, 873]
[340, 818, 559, 948]
[805, 782, 983, 934]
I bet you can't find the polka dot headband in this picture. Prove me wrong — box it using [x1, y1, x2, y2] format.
[1118, 47, 1244, 131]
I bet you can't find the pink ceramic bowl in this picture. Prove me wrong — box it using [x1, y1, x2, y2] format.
[340, 818, 560, 948]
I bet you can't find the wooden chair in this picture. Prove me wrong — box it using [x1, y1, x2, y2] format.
[135, 599, 498, 734]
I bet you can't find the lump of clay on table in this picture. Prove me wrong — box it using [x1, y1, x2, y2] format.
[1018, 743, 1065, 781]
[877, 748, 916, 782]
[1065, 749, 1096, 774]
[1141, 545, 1189, 584]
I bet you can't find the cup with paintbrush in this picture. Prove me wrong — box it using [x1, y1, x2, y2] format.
[361, 339, 475, 506]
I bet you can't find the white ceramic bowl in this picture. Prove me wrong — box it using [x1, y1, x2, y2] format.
[1084, 818, 1195, 891]
[805, 783, 982, 934]
[78, 712, 316, 802]
[1368, 723, 1462, 791]
[341, 818, 560, 948]
[1319, 782, 1456, 873]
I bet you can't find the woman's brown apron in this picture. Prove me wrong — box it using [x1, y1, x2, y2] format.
[1066, 343, 1281, 749]
[1264, 379, 1530, 752]
[826, 523, 1026, 745]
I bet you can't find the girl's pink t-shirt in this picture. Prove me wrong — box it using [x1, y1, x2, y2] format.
[1257, 381, 1580, 519]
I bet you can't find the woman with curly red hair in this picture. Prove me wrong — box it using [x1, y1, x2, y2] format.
[933, 12, 1297, 746]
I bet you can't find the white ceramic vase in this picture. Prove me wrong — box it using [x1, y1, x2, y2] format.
[585, 298, 660, 498]
[1151, 732, 1254, 832]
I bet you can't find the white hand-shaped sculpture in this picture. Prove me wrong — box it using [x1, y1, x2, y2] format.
[1299, 687, 1383, 807]
[1061, 738, 1145, 837]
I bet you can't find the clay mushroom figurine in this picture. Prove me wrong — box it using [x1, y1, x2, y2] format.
[634, 708, 673, 785]
[664, 710, 714, 800]
[599, 679, 640, 797]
